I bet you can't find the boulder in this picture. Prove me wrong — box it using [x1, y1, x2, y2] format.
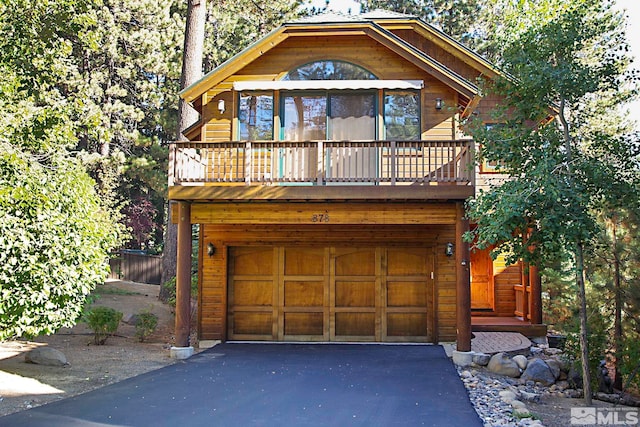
[499, 390, 517, 403]
[568, 366, 583, 389]
[487, 352, 521, 378]
[472, 352, 491, 367]
[521, 358, 556, 386]
[520, 391, 541, 403]
[25, 347, 69, 367]
[513, 355, 528, 370]
[452, 350, 474, 367]
[122, 313, 139, 325]
[545, 358, 562, 379]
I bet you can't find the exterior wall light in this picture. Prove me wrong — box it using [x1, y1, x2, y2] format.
[445, 242, 454, 257]
[207, 242, 216, 257]
[218, 99, 225, 114]
[435, 98, 443, 110]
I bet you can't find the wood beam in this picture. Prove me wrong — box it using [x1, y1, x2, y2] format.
[529, 264, 543, 325]
[175, 202, 192, 347]
[455, 202, 471, 351]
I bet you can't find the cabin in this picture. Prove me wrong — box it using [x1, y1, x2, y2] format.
[170, 10, 546, 352]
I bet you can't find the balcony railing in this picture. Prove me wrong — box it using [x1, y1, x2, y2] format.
[169, 140, 474, 186]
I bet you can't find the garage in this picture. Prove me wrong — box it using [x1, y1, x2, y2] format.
[227, 246, 435, 342]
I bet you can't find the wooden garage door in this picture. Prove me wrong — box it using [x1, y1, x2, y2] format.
[228, 246, 433, 342]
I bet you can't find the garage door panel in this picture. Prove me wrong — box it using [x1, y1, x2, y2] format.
[233, 312, 273, 335]
[230, 247, 274, 275]
[284, 281, 324, 307]
[335, 281, 375, 307]
[387, 281, 427, 307]
[283, 247, 325, 275]
[335, 313, 375, 336]
[335, 248, 376, 276]
[284, 313, 324, 336]
[387, 313, 427, 337]
[387, 248, 429, 276]
[233, 280, 273, 306]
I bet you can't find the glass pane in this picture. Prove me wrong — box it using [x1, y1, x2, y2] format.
[384, 91, 420, 140]
[329, 94, 375, 140]
[283, 95, 327, 141]
[239, 92, 273, 140]
[284, 60, 376, 80]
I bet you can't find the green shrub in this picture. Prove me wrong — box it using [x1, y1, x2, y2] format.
[83, 306, 123, 345]
[162, 275, 198, 308]
[135, 311, 158, 342]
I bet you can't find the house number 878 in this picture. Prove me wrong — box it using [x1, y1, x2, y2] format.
[311, 211, 330, 223]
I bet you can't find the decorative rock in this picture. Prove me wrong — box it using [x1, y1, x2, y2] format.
[122, 313, 139, 325]
[555, 380, 570, 391]
[511, 400, 527, 410]
[452, 350, 474, 367]
[513, 355, 528, 370]
[461, 370, 473, 379]
[568, 366, 583, 389]
[488, 352, 521, 378]
[519, 391, 540, 402]
[25, 347, 69, 367]
[499, 390, 517, 403]
[472, 352, 491, 367]
[521, 358, 556, 386]
[544, 347, 562, 356]
[545, 358, 562, 379]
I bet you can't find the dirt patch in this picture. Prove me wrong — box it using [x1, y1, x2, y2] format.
[0, 280, 196, 417]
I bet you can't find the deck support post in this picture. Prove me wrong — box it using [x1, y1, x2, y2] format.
[455, 202, 471, 352]
[529, 264, 543, 325]
[172, 201, 193, 359]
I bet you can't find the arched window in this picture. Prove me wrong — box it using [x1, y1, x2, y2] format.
[284, 60, 377, 81]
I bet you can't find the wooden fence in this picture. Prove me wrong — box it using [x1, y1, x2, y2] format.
[109, 251, 163, 285]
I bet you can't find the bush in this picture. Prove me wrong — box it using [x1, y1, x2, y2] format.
[162, 275, 198, 308]
[135, 311, 158, 342]
[83, 306, 123, 345]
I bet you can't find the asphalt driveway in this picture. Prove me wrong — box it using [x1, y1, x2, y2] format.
[0, 343, 482, 427]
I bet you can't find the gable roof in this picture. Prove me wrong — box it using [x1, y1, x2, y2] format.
[180, 10, 501, 104]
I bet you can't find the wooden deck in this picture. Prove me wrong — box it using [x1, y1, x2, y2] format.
[472, 316, 547, 338]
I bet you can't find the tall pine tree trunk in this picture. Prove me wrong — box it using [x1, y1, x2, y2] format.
[612, 216, 623, 390]
[577, 242, 593, 405]
[160, 0, 205, 295]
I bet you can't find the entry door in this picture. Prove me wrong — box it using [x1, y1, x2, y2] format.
[470, 248, 494, 310]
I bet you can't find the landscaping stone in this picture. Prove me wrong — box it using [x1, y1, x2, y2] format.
[452, 350, 474, 367]
[472, 352, 491, 367]
[519, 391, 540, 402]
[488, 352, 522, 378]
[513, 355, 528, 370]
[521, 358, 556, 386]
[122, 313, 139, 325]
[499, 389, 518, 403]
[25, 347, 69, 367]
[545, 358, 562, 379]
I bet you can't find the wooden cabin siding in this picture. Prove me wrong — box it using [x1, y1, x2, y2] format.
[197, 205, 459, 342]
[389, 29, 482, 83]
[239, 35, 421, 80]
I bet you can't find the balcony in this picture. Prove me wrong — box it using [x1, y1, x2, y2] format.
[168, 140, 475, 202]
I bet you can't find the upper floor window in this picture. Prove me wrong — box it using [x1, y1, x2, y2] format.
[238, 92, 273, 140]
[284, 60, 377, 81]
[384, 91, 420, 140]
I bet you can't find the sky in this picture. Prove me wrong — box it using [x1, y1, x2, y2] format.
[311, 0, 640, 130]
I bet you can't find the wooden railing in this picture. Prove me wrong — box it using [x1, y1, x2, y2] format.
[169, 140, 474, 186]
